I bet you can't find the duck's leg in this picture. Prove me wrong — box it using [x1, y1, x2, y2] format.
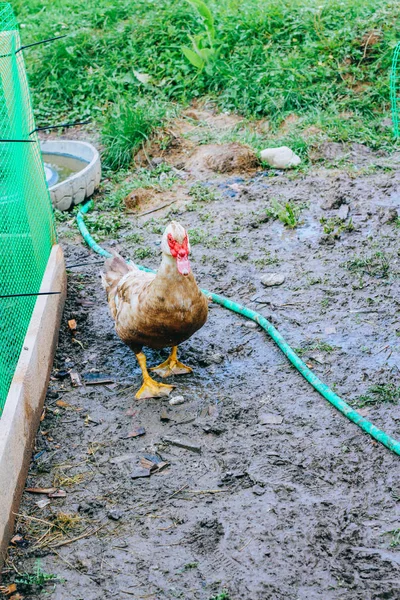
[150, 346, 193, 378]
[135, 352, 174, 399]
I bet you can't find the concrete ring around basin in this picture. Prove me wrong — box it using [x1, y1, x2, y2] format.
[40, 140, 101, 211]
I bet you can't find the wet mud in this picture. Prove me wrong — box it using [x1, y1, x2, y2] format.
[3, 124, 400, 600]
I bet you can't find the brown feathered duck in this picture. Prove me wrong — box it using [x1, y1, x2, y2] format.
[102, 221, 209, 399]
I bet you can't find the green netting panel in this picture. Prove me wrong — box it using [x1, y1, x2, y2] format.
[391, 42, 400, 139]
[0, 3, 56, 414]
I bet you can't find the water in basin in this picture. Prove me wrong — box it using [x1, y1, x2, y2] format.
[42, 152, 89, 187]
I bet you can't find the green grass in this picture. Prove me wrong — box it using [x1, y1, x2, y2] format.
[345, 251, 390, 278]
[14, 0, 400, 171]
[15, 560, 63, 593]
[320, 216, 354, 237]
[294, 341, 337, 356]
[354, 383, 400, 407]
[209, 593, 231, 600]
[189, 182, 221, 202]
[266, 199, 304, 228]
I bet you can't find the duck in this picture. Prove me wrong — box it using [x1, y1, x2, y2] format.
[101, 221, 209, 399]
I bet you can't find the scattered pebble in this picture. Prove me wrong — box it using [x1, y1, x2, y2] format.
[252, 485, 266, 496]
[261, 273, 285, 287]
[208, 352, 224, 364]
[107, 509, 123, 521]
[337, 204, 350, 221]
[260, 146, 301, 169]
[243, 321, 258, 329]
[169, 395, 186, 406]
[258, 412, 284, 425]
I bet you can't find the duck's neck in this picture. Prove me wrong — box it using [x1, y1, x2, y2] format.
[157, 253, 193, 283]
[158, 253, 180, 279]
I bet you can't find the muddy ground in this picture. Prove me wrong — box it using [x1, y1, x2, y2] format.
[2, 112, 400, 600]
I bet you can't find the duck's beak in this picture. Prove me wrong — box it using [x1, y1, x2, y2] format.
[177, 254, 191, 276]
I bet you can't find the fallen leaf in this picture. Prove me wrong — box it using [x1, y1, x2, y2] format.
[56, 400, 82, 411]
[0, 584, 17, 596]
[68, 319, 77, 331]
[10, 534, 24, 546]
[133, 70, 151, 84]
[48, 489, 67, 498]
[72, 338, 84, 349]
[10, 594, 24, 600]
[127, 427, 146, 438]
[25, 487, 57, 495]
[40, 408, 46, 422]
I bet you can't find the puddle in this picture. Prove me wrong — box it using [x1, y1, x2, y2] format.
[42, 152, 88, 186]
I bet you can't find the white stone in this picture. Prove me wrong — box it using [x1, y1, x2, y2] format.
[261, 273, 285, 287]
[260, 146, 301, 169]
[169, 396, 186, 406]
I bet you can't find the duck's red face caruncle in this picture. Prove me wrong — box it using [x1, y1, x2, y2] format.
[167, 233, 191, 276]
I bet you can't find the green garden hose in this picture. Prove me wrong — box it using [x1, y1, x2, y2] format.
[77, 200, 400, 456]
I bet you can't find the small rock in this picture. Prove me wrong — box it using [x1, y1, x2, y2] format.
[160, 408, 171, 421]
[131, 467, 151, 479]
[337, 204, 350, 221]
[107, 509, 123, 521]
[258, 412, 283, 425]
[243, 321, 258, 329]
[150, 157, 164, 167]
[252, 485, 266, 496]
[260, 146, 301, 169]
[325, 326, 337, 335]
[208, 352, 224, 364]
[126, 427, 146, 438]
[379, 207, 398, 224]
[261, 273, 285, 287]
[169, 395, 186, 406]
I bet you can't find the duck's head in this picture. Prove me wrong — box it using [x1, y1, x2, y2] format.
[161, 221, 191, 276]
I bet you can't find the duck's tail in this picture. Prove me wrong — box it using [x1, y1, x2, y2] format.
[101, 252, 133, 319]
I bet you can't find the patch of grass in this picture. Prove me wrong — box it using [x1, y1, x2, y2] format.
[295, 341, 337, 356]
[209, 593, 231, 600]
[84, 210, 129, 239]
[15, 0, 398, 154]
[133, 247, 154, 260]
[124, 232, 144, 243]
[16, 560, 63, 593]
[320, 216, 354, 238]
[345, 251, 390, 278]
[189, 182, 220, 202]
[182, 562, 199, 571]
[188, 227, 207, 244]
[101, 100, 170, 171]
[254, 252, 280, 268]
[266, 199, 303, 228]
[354, 384, 400, 408]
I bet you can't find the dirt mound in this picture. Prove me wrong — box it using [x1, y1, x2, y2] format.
[124, 187, 154, 210]
[186, 142, 259, 175]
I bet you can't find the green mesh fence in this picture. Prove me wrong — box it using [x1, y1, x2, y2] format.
[390, 41, 400, 139]
[0, 3, 56, 415]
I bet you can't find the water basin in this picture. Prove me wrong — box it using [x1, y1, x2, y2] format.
[43, 153, 89, 188]
[40, 140, 101, 211]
